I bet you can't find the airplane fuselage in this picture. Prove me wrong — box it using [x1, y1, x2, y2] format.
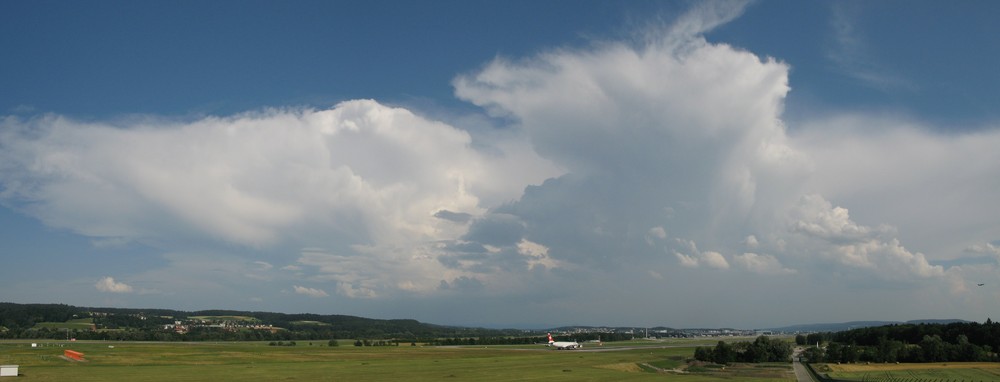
[547, 333, 581, 350]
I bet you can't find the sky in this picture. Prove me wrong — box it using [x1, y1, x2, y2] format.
[2, 0, 999, 330]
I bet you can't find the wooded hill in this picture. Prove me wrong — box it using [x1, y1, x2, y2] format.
[0, 302, 530, 341]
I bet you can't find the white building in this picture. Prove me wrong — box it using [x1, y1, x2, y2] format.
[0, 365, 18, 377]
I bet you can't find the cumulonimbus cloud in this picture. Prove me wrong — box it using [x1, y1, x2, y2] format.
[450, 0, 997, 293]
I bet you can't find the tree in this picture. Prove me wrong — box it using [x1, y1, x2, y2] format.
[955, 334, 985, 361]
[795, 334, 807, 346]
[825, 343, 843, 363]
[920, 335, 947, 362]
[801, 346, 825, 362]
[743, 336, 791, 362]
[840, 344, 860, 363]
[328, 339, 339, 347]
[875, 337, 903, 363]
[806, 333, 825, 346]
[694, 346, 713, 362]
[713, 341, 735, 364]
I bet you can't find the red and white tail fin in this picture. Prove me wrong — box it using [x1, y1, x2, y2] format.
[547, 333, 554, 343]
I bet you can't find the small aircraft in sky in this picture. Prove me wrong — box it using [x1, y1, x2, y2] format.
[547, 333, 581, 350]
[978, 283, 985, 287]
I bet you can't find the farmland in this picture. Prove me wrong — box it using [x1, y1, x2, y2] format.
[815, 362, 1000, 381]
[0, 339, 795, 381]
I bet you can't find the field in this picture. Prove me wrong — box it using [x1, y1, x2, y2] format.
[0, 339, 794, 381]
[290, 320, 330, 326]
[816, 362, 1000, 381]
[187, 316, 258, 322]
[31, 318, 95, 331]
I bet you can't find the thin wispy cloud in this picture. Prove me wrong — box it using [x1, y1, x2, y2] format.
[827, 3, 914, 92]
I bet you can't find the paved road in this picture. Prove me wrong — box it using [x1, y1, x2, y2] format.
[792, 360, 817, 382]
[790, 348, 817, 382]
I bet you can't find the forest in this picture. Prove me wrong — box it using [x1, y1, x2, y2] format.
[800, 320, 1000, 363]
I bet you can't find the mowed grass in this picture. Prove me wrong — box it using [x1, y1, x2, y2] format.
[290, 320, 329, 326]
[819, 362, 1000, 381]
[0, 340, 794, 381]
[187, 316, 257, 322]
[32, 318, 94, 330]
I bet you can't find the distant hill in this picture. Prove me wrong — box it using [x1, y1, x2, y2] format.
[768, 319, 971, 333]
[0, 302, 524, 340]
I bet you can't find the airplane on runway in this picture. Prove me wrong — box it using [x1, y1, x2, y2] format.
[547, 333, 581, 350]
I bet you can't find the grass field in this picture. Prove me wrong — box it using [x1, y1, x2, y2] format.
[32, 318, 95, 330]
[0, 340, 795, 381]
[817, 362, 1000, 381]
[290, 320, 330, 326]
[187, 316, 258, 322]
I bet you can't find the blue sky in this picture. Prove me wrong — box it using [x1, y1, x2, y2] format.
[2, 0, 999, 329]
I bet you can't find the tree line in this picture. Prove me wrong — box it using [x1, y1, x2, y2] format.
[693, 336, 793, 364]
[798, 320, 1000, 363]
[0, 302, 531, 341]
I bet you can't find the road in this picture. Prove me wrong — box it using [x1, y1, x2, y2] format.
[792, 360, 816, 382]
[791, 347, 818, 382]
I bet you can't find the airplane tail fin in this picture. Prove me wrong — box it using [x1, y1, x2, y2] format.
[547, 333, 554, 344]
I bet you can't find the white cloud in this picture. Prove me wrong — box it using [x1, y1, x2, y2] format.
[446, 1, 993, 317]
[827, 2, 913, 91]
[733, 253, 795, 275]
[967, 243, 1000, 259]
[701, 251, 730, 270]
[453, 12, 812, 283]
[790, 194, 878, 243]
[517, 239, 563, 271]
[662, 0, 751, 45]
[292, 285, 329, 298]
[787, 194, 944, 279]
[648, 226, 667, 240]
[95, 276, 133, 293]
[796, 204, 866, 237]
[0, 101, 557, 250]
[0, 100, 562, 300]
[675, 252, 700, 268]
[793, 115, 1000, 266]
[672, 240, 729, 270]
[293, 249, 387, 298]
